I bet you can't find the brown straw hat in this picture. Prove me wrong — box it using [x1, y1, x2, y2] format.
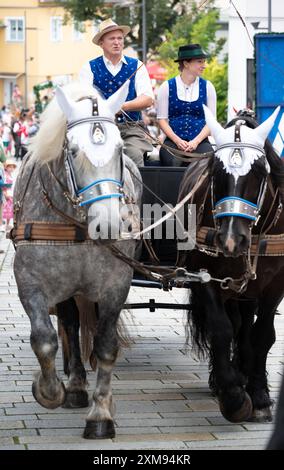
[92, 19, 130, 45]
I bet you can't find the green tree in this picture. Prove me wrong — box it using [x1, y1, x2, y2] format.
[57, 1, 192, 58]
[203, 58, 228, 123]
[59, 0, 105, 22]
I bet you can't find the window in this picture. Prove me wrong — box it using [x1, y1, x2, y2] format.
[5, 17, 24, 42]
[50, 17, 62, 42]
[73, 21, 84, 41]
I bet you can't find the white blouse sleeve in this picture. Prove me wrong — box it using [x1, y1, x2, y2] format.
[206, 80, 217, 118]
[157, 81, 169, 119]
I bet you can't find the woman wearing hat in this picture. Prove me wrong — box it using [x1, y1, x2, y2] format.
[157, 44, 217, 166]
[79, 19, 154, 167]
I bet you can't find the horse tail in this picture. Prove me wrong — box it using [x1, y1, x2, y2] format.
[57, 317, 70, 375]
[75, 297, 133, 369]
[116, 310, 133, 349]
[185, 286, 211, 360]
[74, 296, 97, 366]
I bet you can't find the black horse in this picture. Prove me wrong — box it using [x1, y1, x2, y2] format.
[178, 105, 284, 423]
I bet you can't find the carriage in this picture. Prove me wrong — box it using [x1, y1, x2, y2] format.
[11, 81, 284, 439]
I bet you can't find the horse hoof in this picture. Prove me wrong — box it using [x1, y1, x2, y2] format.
[83, 420, 115, 439]
[248, 407, 273, 423]
[220, 391, 253, 423]
[32, 375, 66, 409]
[62, 390, 89, 408]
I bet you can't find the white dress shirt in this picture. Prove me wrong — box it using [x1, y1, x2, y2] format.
[79, 55, 154, 99]
[157, 75, 217, 119]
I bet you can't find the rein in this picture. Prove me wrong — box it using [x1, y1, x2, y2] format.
[120, 109, 215, 162]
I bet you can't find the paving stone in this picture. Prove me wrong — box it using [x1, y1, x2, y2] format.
[114, 393, 185, 401]
[0, 421, 24, 430]
[0, 437, 14, 446]
[185, 439, 268, 449]
[212, 430, 272, 440]
[160, 425, 245, 433]
[23, 418, 85, 429]
[27, 441, 188, 450]
[114, 432, 214, 442]
[0, 445, 26, 450]
[0, 394, 24, 403]
[116, 417, 208, 427]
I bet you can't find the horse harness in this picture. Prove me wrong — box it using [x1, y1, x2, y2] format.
[10, 112, 284, 293]
[192, 120, 284, 292]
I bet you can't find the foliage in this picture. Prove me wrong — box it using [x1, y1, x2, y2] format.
[33, 81, 54, 113]
[56, 1, 193, 57]
[158, 4, 225, 66]
[58, 0, 105, 22]
[203, 58, 228, 123]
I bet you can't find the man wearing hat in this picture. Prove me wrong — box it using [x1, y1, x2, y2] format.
[79, 19, 154, 166]
[157, 44, 217, 166]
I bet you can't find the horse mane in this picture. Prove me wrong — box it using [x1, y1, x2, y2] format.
[29, 82, 99, 164]
[225, 114, 284, 199]
[178, 156, 213, 203]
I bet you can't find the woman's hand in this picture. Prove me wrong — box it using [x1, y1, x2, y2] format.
[185, 138, 200, 152]
[173, 136, 190, 151]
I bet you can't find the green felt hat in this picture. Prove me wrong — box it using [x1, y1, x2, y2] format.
[174, 44, 208, 62]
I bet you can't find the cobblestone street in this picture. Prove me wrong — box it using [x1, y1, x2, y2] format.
[0, 236, 284, 450]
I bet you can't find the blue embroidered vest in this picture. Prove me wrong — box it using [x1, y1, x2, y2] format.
[89, 56, 141, 122]
[168, 77, 207, 140]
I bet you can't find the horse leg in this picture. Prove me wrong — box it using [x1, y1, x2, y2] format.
[189, 283, 252, 422]
[246, 289, 282, 422]
[19, 288, 66, 409]
[208, 299, 243, 394]
[57, 298, 89, 408]
[83, 302, 120, 439]
[231, 300, 255, 384]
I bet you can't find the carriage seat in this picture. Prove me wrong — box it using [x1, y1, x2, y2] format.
[137, 166, 187, 264]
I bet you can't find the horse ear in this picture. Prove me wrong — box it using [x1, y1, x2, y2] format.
[107, 80, 130, 116]
[55, 86, 75, 120]
[202, 105, 225, 142]
[253, 106, 281, 145]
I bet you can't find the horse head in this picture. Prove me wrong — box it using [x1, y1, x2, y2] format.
[203, 105, 280, 257]
[55, 81, 133, 240]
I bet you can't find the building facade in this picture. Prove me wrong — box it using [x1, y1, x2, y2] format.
[0, 0, 101, 107]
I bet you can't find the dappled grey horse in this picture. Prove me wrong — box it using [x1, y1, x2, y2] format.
[12, 81, 142, 439]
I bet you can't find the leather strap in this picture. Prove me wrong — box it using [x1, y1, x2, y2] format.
[196, 226, 284, 256]
[11, 222, 89, 242]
